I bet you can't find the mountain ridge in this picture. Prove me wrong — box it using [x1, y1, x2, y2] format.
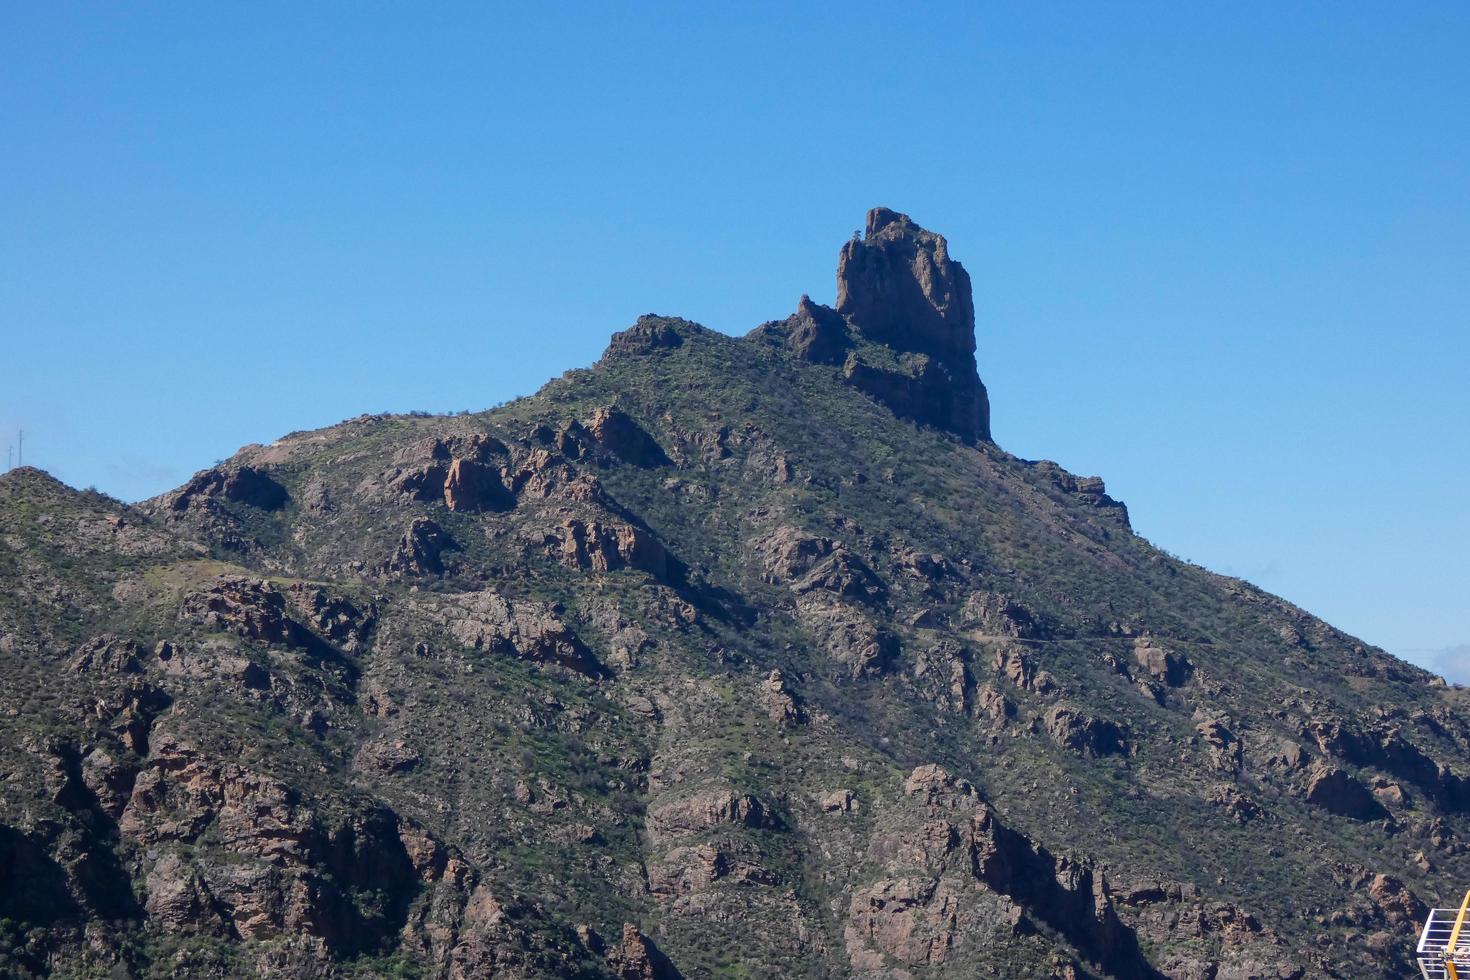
[0, 209, 1460, 980]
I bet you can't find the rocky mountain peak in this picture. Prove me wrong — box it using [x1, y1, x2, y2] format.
[837, 207, 974, 353]
[839, 208, 990, 442]
[749, 208, 992, 443]
[862, 205, 921, 239]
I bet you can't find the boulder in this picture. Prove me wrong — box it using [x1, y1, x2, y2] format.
[1133, 638, 1193, 687]
[821, 789, 858, 813]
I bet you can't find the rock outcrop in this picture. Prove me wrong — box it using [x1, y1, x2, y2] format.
[584, 407, 670, 467]
[601, 314, 689, 360]
[753, 207, 990, 442]
[1305, 765, 1388, 820]
[835, 208, 990, 442]
[647, 788, 778, 842]
[757, 294, 852, 365]
[759, 668, 804, 726]
[383, 517, 454, 577]
[443, 457, 513, 512]
[436, 589, 606, 678]
[179, 577, 294, 644]
[538, 518, 671, 580]
[604, 922, 685, 980]
[168, 465, 290, 512]
[120, 731, 421, 954]
[1045, 704, 1130, 758]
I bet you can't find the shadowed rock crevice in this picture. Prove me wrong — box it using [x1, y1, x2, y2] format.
[0, 824, 82, 927]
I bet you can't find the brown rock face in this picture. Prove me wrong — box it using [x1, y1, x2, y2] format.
[585, 407, 670, 467]
[179, 577, 294, 644]
[143, 852, 229, 935]
[845, 765, 1192, 980]
[961, 591, 1045, 639]
[1367, 873, 1428, 924]
[1195, 717, 1244, 775]
[1305, 766, 1388, 820]
[646, 842, 775, 897]
[442, 590, 605, 678]
[1045, 704, 1129, 758]
[835, 207, 991, 442]
[847, 876, 963, 967]
[608, 923, 684, 980]
[69, 634, 146, 674]
[383, 517, 453, 577]
[601, 314, 688, 360]
[442, 457, 512, 513]
[120, 733, 421, 953]
[285, 583, 376, 652]
[759, 668, 804, 726]
[798, 599, 898, 677]
[773, 294, 852, 365]
[169, 465, 289, 512]
[646, 788, 777, 842]
[544, 518, 670, 579]
[1133, 638, 1193, 687]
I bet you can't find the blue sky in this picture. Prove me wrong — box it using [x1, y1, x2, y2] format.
[1, 3, 1466, 675]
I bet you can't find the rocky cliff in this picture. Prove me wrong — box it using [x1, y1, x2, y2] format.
[754, 207, 991, 443]
[0, 210, 1460, 979]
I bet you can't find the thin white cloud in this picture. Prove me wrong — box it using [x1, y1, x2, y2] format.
[1419, 644, 1470, 686]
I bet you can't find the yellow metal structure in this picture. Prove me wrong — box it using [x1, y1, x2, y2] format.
[1419, 891, 1470, 980]
[1449, 889, 1470, 979]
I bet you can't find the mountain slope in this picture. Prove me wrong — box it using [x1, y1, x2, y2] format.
[0, 209, 1461, 979]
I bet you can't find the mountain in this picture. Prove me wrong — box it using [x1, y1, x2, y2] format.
[0, 209, 1462, 980]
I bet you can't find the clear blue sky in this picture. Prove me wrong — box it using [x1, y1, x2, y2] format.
[2, 4, 1466, 675]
